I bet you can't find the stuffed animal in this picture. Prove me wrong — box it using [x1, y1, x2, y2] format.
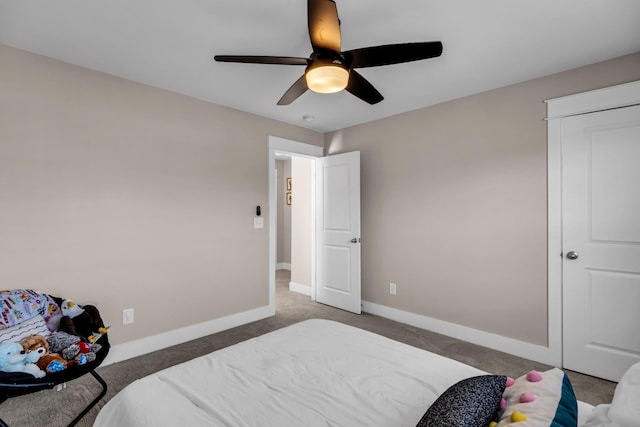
[59, 300, 106, 341]
[0, 341, 46, 378]
[47, 331, 99, 366]
[20, 334, 68, 374]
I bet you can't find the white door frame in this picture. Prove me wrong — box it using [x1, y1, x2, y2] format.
[545, 79, 640, 367]
[268, 136, 324, 313]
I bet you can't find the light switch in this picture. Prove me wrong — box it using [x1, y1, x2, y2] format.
[122, 308, 134, 325]
[254, 217, 264, 228]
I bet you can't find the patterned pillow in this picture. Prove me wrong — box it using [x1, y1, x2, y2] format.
[496, 368, 578, 426]
[0, 289, 61, 329]
[0, 315, 51, 345]
[416, 375, 507, 427]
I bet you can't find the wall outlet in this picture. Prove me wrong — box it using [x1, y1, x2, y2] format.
[122, 308, 135, 325]
[389, 282, 397, 295]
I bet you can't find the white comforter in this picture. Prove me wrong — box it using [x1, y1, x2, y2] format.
[581, 361, 640, 427]
[96, 319, 613, 426]
[95, 319, 487, 426]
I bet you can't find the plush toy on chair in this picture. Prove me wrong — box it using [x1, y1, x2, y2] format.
[0, 341, 46, 378]
[59, 300, 106, 341]
[20, 334, 69, 374]
[47, 331, 102, 366]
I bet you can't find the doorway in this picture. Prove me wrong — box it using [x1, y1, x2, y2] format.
[275, 153, 315, 297]
[268, 136, 363, 315]
[268, 136, 324, 312]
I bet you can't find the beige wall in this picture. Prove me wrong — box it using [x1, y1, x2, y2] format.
[2, 40, 639, 353]
[326, 52, 640, 346]
[0, 44, 323, 345]
[290, 157, 313, 287]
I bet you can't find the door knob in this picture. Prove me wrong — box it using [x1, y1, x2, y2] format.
[566, 251, 579, 260]
[350, 238, 360, 243]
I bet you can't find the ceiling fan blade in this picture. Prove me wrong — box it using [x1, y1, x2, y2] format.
[277, 75, 309, 105]
[344, 41, 443, 68]
[345, 70, 383, 105]
[214, 55, 308, 66]
[308, 0, 341, 52]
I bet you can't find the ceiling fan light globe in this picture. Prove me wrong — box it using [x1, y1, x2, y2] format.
[305, 65, 349, 94]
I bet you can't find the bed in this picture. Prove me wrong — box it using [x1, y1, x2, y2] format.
[95, 319, 638, 427]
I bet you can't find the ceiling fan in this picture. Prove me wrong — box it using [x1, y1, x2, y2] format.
[214, 0, 443, 105]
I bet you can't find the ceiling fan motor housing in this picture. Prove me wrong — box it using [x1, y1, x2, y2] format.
[305, 52, 349, 93]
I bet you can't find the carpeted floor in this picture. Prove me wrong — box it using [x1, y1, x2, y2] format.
[0, 270, 616, 426]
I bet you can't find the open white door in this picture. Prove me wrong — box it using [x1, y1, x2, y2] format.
[315, 151, 361, 314]
[562, 104, 640, 381]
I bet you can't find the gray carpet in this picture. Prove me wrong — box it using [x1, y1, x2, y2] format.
[0, 270, 616, 426]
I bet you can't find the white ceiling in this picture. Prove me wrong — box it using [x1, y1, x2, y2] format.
[1, 0, 639, 133]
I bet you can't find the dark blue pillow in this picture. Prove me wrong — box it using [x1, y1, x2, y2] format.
[416, 375, 507, 427]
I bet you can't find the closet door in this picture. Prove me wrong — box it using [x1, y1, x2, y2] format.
[561, 104, 640, 381]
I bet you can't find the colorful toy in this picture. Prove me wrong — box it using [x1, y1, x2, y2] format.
[0, 341, 46, 378]
[47, 331, 99, 366]
[20, 334, 69, 374]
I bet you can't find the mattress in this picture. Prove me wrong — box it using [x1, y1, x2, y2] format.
[95, 319, 594, 426]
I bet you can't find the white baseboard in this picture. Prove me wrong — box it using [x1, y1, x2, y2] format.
[289, 281, 311, 296]
[103, 305, 274, 366]
[362, 301, 561, 367]
[102, 300, 561, 369]
[276, 263, 291, 270]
